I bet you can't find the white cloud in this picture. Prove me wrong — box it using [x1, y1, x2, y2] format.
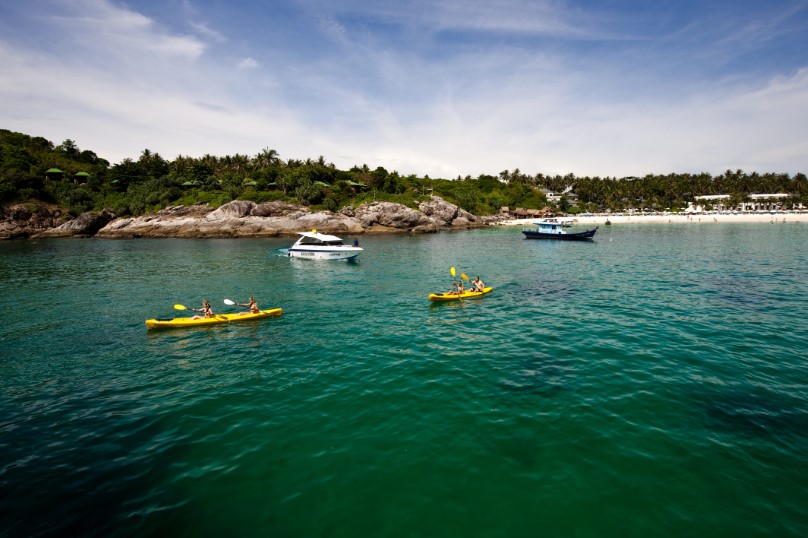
[318, 17, 349, 43]
[48, 0, 205, 60]
[190, 20, 226, 43]
[238, 57, 259, 70]
[0, 0, 805, 178]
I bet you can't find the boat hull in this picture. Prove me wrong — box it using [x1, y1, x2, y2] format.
[287, 247, 362, 260]
[145, 308, 282, 329]
[523, 227, 598, 241]
[428, 287, 493, 301]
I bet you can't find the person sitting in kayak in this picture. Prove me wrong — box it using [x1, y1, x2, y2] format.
[237, 296, 260, 315]
[454, 280, 464, 294]
[472, 276, 485, 292]
[192, 300, 214, 319]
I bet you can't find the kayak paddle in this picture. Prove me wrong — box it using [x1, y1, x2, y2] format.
[176, 303, 225, 319]
[223, 299, 236, 305]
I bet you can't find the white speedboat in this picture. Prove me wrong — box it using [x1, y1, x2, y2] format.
[287, 231, 363, 260]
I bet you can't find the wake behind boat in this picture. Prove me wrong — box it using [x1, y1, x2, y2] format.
[523, 219, 598, 241]
[287, 230, 363, 260]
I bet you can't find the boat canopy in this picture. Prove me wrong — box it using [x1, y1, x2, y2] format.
[295, 231, 345, 243]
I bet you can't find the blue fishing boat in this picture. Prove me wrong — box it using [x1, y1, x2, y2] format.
[522, 219, 598, 241]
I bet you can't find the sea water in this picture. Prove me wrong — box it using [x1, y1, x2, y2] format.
[1, 224, 807, 536]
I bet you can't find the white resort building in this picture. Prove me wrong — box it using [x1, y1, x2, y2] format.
[687, 193, 802, 213]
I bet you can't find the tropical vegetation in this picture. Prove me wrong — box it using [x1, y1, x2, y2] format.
[2, 129, 806, 218]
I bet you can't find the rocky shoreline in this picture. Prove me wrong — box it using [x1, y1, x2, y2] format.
[1, 196, 500, 240]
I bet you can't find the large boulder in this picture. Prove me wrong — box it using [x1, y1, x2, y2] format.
[419, 196, 481, 228]
[412, 222, 438, 234]
[451, 216, 471, 229]
[251, 201, 306, 217]
[354, 201, 432, 230]
[418, 196, 458, 225]
[36, 209, 116, 238]
[206, 200, 255, 220]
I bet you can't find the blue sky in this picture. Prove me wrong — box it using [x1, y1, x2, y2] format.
[1, 0, 807, 178]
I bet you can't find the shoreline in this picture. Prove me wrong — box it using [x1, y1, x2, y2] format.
[499, 212, 805, 226]
[4, 200, 804, 240]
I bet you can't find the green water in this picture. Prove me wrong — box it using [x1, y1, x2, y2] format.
[1, 224, 807, 536]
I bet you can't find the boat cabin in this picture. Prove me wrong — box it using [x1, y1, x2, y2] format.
[533, 221, 564, 234]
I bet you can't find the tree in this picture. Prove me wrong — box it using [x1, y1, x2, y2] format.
[57, 139, 79, 158]
[277, 167, 307, 195]
[108, 158, 142, 190]
[138, 149, 169, 181]
[254, 148, 282, 169]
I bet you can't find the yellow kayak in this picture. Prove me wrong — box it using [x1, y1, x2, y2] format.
[146, 308, 282, 329]
[428, 287, 493, 302]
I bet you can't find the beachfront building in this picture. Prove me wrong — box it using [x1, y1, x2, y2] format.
[541, 187, 579, 206]
[687, 193, 797, 213]
[499, 206, 556, 219]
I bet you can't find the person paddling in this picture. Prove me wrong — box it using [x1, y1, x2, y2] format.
[472, 276, 485, 292]
[237, 296, 260, 314]
[192, 300, 214, 319]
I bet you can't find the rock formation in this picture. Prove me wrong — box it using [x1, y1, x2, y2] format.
[0, 204, 69, 239]
[2, 195, 493, 239]
[36, 210, 116, 238]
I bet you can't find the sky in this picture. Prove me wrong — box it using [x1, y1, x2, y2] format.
[1, 0, 807, 179]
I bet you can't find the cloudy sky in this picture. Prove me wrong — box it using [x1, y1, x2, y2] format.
[1, 0, 807, 178]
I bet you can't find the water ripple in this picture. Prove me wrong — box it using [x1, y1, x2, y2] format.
[1, 226, 807, 536]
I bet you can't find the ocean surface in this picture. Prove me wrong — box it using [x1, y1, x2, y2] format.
[1, 223, 807, 537]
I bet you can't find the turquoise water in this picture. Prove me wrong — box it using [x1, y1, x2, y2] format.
[1, 224, 807, 536]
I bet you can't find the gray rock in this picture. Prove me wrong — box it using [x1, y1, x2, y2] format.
[9, 196, 487, 239]
[206, 200, 255, 220]
[418, 196, 458, 225]
[36, 209, 116, 238]
[412, 223, 438, 234]
[354, 202, 432, 229]
[1, 204, 68, 239]
[251, 201, 304, 217]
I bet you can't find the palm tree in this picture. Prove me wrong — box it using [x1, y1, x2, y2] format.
[254, 148, 281, 169]
[229, 154, 250, 176]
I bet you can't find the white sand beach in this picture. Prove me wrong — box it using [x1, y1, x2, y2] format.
[499, 212, 806, 226]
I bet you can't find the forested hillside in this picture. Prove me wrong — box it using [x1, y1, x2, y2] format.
[2, 129, 806, 217]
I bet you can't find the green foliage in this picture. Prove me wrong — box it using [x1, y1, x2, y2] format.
[94, 192, 131, 216]
[295, 182, 324, 205]
[1, 129, 806, 219]
[174, 189, 231, 209]
[238, 189, 292, 204]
